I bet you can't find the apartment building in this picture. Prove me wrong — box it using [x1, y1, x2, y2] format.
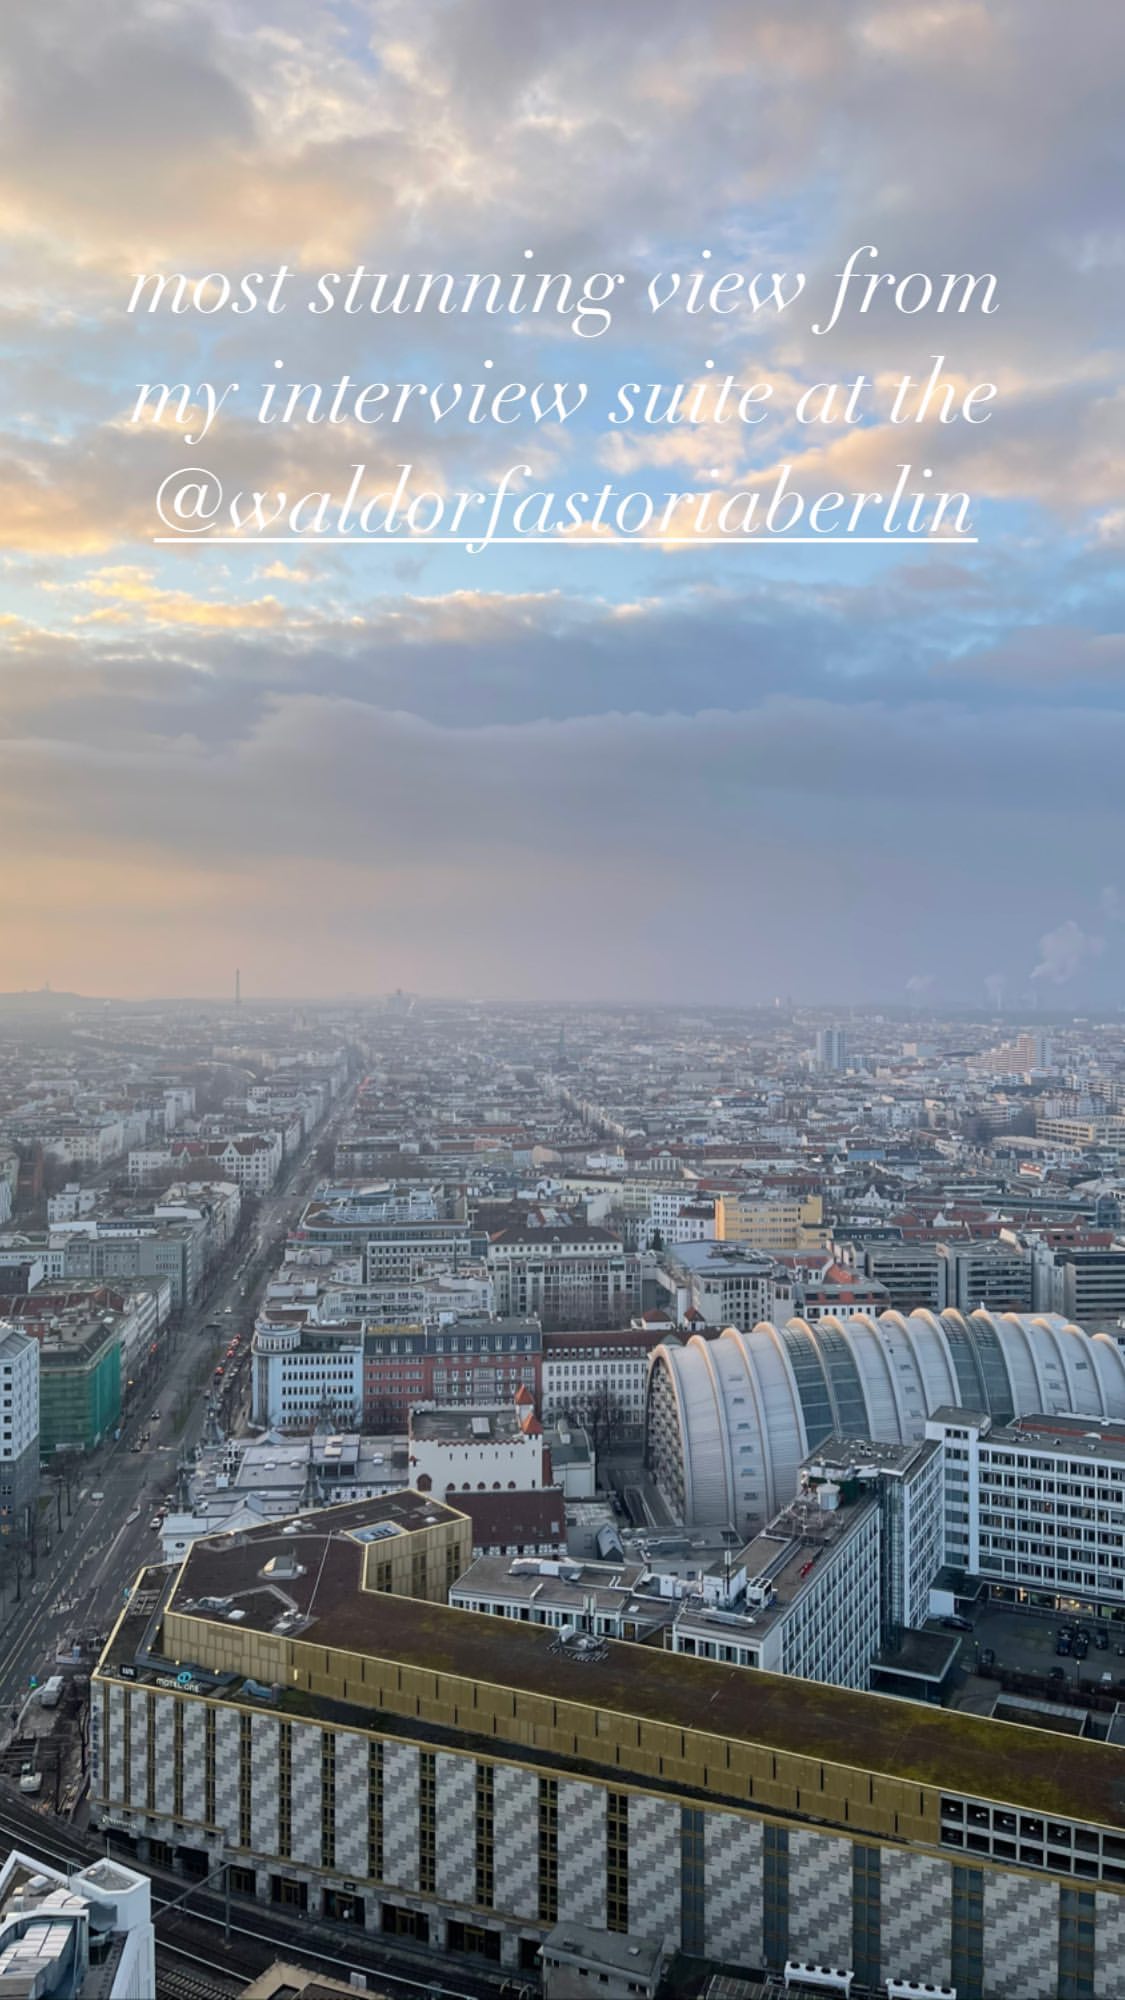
[92, 1494, 1125, 1993]
[540, 1326, 665, 1432]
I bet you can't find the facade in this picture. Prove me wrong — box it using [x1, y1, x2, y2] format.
[861, 1243, 944, 1314]
[939, 1241, 1033, 1315]
[541, 1327, 665, 1433]
[92, 1493, 1125, 1995]
[931, 1406, 1125, 1613]
[645, 1307, 1125, 1532]
[662, 1241, 796, 1330]
[0, 1322, 38, 1534]
[815, 1026, 848, 1071]
[38, 1317, 121, 1456]
[58, 1219, 204, 1310]
[408, 1402, 546, 1495]
[715, 1191, 825, 1251]
[253, 1317, 365, 1429]
[363, 1316, 541, 1428]
[487, 1224, 641, 1329]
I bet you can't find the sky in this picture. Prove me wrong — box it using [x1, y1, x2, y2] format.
[1, 0, 1124, 1006]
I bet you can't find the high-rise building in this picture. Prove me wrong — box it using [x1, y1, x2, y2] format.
[815, 1026, 847, 1071]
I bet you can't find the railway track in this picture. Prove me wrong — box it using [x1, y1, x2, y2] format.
[0, 1793, 512, 2000]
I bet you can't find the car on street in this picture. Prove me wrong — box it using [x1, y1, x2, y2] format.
[941, 1616, 972, 1632]
[149, 1516, 162, 1532]
[1096, 1629, 1109, 1649]
[150, 1410, 160, 1421]
[1057, 1635, 1072, 1655]
[979, 1648, 996, 1671]
[1075, 1637, 1090, 1660]
[90, 1491, 105, 1502]
[1049, 1668, 1066, 1682]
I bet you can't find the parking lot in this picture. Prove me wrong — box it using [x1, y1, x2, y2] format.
[931, 1602, 1125, 1698]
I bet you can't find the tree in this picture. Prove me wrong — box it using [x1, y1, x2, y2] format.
[565, 1380, 630, 1461]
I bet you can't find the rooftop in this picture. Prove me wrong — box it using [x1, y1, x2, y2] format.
[113, 1496, 1125, 1833]
[410, 1405, 526, 1445]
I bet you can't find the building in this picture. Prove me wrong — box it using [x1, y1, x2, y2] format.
[0, 1848, 154, 1999]
[815, 1027, 847, 1071]
[860, 1243, 944, 1314]
[929, 1405, 1125, 1615]
[450, 1552, 675, 1645]
[38, 1315, 121, 1457]
[661, 1241, 795, 1331]
[796, 1262, 890, 1322]
[1039, 1245, 1125, 1332]
[669, 1481, 881, 1689]
[715, 1191, 825, 1252]
[0, 1322, 38, 1534]
[939, 1240, 1033, 1314]
[408, 1400, 547, 1496]
[541, 1326, 665, 1436]
[91, 1493, 1125, 1993]
[252, 1315, 365, 1429]
[363, 1316, 541, 1429]
[645, 1307, 1125, 1532]
[57, 1217, 204, 1311]
[487, 1223, 641, 1328]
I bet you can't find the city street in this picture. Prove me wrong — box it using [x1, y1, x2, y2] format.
[0, 1096, 350, 1724]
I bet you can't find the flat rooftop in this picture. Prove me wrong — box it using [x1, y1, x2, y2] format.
[411, 1406, 524, 1443]
[129, 1503, 1125, 1832]
[805, 1434, 940, 1477]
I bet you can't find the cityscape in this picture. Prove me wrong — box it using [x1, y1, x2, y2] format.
[0, 994, 1125, 1995]
[3, 0, 1123, 1993]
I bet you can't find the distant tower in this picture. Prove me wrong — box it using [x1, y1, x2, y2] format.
[235, 969, 241, 1009]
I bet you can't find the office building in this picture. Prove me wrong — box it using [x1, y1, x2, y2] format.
[930, 1406, 1125, 1614]
[715, 1191, 825, 1252]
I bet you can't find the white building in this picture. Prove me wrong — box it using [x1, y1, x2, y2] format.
[541, 1328, 664, 1430]
[0, 1322, 38, 1533]
[409, 1402, 546, 1495]
[660, 1240, 796, 1333]
[487, 1223, 641, 1327]
[669, 1484, 882, 1689]
[0, 1849, 154, 1999]
[47, 1183, 97, 1225]
[252, 1316, 364, 1429]
[929, 1405, 1125, 1614]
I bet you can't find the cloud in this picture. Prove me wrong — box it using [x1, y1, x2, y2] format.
[1031, 919, 1105, 985]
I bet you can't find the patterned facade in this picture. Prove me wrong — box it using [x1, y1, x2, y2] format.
[92, 1673, 1125, 1992]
